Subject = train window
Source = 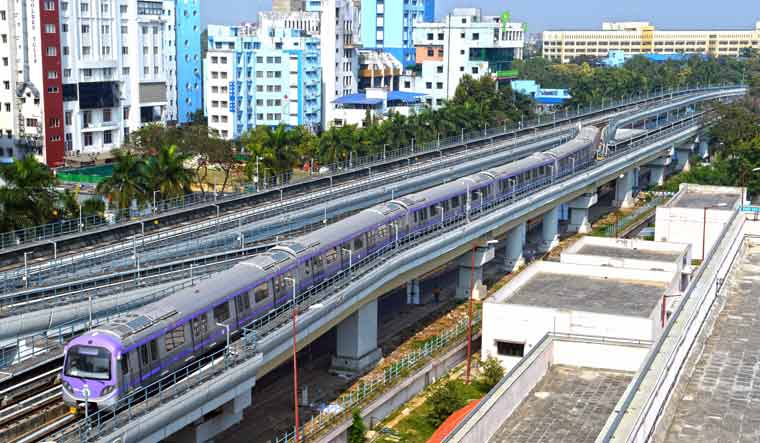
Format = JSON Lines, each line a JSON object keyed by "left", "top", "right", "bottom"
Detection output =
{"left": 313, "top": 255, "right": 323, "bottom": 270}
{"left": 140, "top": 344, "right": 149, "bottom": 366}
{"left": 149, "top": 340, "right": 158, "bottom": 361}
{"left": 418, "top": 209, "right": 428, "bottom": 221}
{"left": 325, "top": 249, "right": 337, "bottom": 265}
{"left": 250, "top": 282, "right": 269, "bottom": 303}
{"left": 354, "top": 237, "right": 364, "bottom": 250}
{"left": 378, "top": 225, "right": 388, "bottom": 238}
{"left": 192, "top": 315, "right": 208, "bottom": 337}
{"left": 213, "top": 303, "right": 230, "bottom": 323}
{"left": 452, "top": 197, "right": 459, "bottom": 208}
{"left": 165, "top": 326, "right": 186, "bottom": 353}
{"left": 235, "top": 294, "right": 251, "bottom": 314}
{"left": 121, "top": 353, "right": 129, "bottom": 374}
{"left": 367, "top": 230, "right": 376, "bottom": 247}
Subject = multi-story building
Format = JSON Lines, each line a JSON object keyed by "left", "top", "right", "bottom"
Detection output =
{"left": 360, "top": 0, "right": 434, "bottom": 67}
{"left": 204, "top": 23, "right": 321, "bottom": 139}
{"left": 318, "top": 0, "right": 360, "bottom": 128}
{"left": 175, "top": 0, "right": 202, "bottom": 124}
{"left": 401, "top": 8, "right": 524, "bottom": 109}
{"left": 358, "top": 49, "right": 402, "bottom": 91}
{"left": 543, "top": 21, "right": 760, "bottom": 64}
{"left": 0, "top": 0, "right": 202, "bottom": 167}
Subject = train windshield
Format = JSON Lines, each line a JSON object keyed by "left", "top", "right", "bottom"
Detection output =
{"left": 64, "top": 345, "right": 112, "bottom": 381}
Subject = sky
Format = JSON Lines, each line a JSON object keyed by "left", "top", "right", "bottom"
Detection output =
{"left": 202, "top": 0, "right": 759, "bottom": 32}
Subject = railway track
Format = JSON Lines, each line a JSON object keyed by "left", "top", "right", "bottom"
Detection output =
{"left": 0, "top": 366, "right": 72, "bottom": 443}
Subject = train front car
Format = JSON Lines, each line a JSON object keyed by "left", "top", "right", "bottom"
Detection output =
{"left": 61, "top": 331, "right": 123, "bottom": 410}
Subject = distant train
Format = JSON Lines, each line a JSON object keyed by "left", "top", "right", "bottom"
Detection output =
{"left": 61, "top": 127, "right": 601, "bottom": 410}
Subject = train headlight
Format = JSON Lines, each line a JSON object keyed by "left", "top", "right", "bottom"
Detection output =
{"left": 62, "top": 381, "right": 73, "bottom": 393}
{"left": 101, "top": 385, "right": 115, "bottom": 397}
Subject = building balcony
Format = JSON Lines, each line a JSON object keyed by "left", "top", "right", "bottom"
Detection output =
{"left": 82, "top": 121, "right": 121, "bottom": 132}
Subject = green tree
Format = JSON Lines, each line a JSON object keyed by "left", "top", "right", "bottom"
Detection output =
{"left": 142, "top": 144, "right": 193, "bottom": 201}
{"left": 348, "top": 409, "right": 366, "bottom": 443}
{"left": 96, "top": 149, "right": 147, "bottom": 211}
{"left": 426, "top": 380, "right": 467, "bottom": 428}
{"left": 0, "top": 155, "right": 59, "bottom": 231}
{"left": 478, "top": 357, "right": 505, "bottom": 392}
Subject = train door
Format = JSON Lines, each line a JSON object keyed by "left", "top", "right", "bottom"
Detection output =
{"left": 212, "top": 301, "right": 233, "bottom": 346}
{"left": 191, "top": 313, "right": 209, "bottom": 352}
{"left": 311, "top": 254, "right": 325, "bottom": 283}
{"left": 234, "top": 292, "right": 252, "bottom": 327}
{"left": 323, "top": 248, "right": 339, "bottom": 277}
{"left": 119, "top": 351, "right": 133, "bottom": 393}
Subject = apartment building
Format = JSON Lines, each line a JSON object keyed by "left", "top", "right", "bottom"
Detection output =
{"left": 204, "top": 23, "right": 321, "bottom": 139}
{"left": 0, "top": 0, "right": 201, "bottom": 167}
{"left": 401, "top": 8, "right": 524, "bottom": 109}
{"left": 543, "top": 21, "right": 760, "bottom": 64}
{"left": 360, "top": 0, "right": 434, "bottom": 67}
{"left": 319, "top": 0, "right": 360, "bottom": 128}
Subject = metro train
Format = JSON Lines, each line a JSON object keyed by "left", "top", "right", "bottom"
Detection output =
{"left": 61, "top": 126, "right": 601, "bottom": 410}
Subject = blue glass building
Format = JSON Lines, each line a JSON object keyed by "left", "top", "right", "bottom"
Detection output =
{"left": 361, "top": 0, "right": 434, "bottom": 67}
{"left": 175, "top": 0, "right": 203, "bottom": 123}
{"left": 205, "top": 25, "right": 321, "bottom": 138}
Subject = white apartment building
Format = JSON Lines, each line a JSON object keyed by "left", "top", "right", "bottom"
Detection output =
{"left": 401, "top": 8, "right": 524, "bottom": 109}
{"left": 319, "top": 0, "right": 360, "bottom": 127}
{"left": 543, "top": 21, "right": 760, "bottom": 64}
{"left": 0, "top": 0, "right": 197, "bottom": 167}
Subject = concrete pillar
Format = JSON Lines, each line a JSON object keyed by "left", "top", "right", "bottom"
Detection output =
{"left": 456, "top": 244, "right": 496, "bottom": 300}
{"left": 171, "top": 391, "right": 253, "bottom": 443}
{"left": 567, "top": 193, "right": 598, "bottom": 234}
{"left": 613, "top": 171, "right": 636, "bottom": 209}
{"left": 406, "top": 279, "right": 420, "bottom": 305}
{"left": 504, "top": 222, "right": 526, "bottom": 272}
{"left": 647, "top": 157, "right": 670, "bottom": 187}
{"left": 331, "top": 300, "right": 382, "bottom": 376}
{"left": 698, "top": 140, "right": 709, "bottom": 159}
{"left": 540, "top": 206, "right": 560, "bottom": 252}
{"left": 675, "top": 145, "right": 692, "bottom": 172}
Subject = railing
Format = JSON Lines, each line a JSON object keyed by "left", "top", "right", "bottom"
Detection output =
{"left": 0, "top": 127, "right": 573, "bottom": 294}
{"left": 601, "top": 192, "right": 673, "bottom": 237}
{"left": 0, "top": 275, "right": 211, "bottom": 368}
{"left": 0, "top": 84, "right": 743, "bottom": 251}
{"left": 600, "top": 207, "right": 748, "bottom": 441}
{"left": 277, "top": 313, "right": 482, "bottom": 443}
{"left": 52, "top": 112, "right": 715, "bottom": 442}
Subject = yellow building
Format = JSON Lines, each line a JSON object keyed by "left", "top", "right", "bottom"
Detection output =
{"left": 542, "top": 21, "right": 760, "bottom": 63}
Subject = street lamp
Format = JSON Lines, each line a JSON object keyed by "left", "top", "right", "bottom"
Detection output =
{"left": 153, "top": 190, "right": 160, "bottom": 212}
{"left": 47, "top": 240, "right": 57, "bottom": 260}
{"left": 702, "top": 203, "right": 728, "bottom": 261}
{"left": 283, "top": 276, "right": 300, "bottom": 443}
{"left": 341, "top": 247, "right": 353, "bottom": 269}
{"left": 255, "top": 156, "right": 263, "bottom": 192}
{"left": 216, "top": 322, "right": 230, "bottom": 356}
{"left": 466, "top": 239, "right": 498, "bottom": 384}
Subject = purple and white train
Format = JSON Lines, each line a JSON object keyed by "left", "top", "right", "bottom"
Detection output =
{"left": 61, "top": 127, "right": 601, "bottom": 410}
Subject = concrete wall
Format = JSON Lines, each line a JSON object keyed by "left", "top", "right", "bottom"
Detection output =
{"left": 321, "top": 335, "right": 473, "bottom": 443}
{"left": 483, "top": 303, "right": 656, "bottom": 371}
{"left": 655, "top": 206, "right": 735, "bottom": 260}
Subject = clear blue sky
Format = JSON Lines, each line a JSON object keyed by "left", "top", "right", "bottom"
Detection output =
{"left": 202, "top": 0, "right": 758, "bottom": 32}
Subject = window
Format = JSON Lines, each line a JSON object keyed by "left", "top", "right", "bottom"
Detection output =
{"left": 47, "top": 70, "right": 58, "bottom": 79}
{"left": 436, "top": 82, "right": 443, "bottom": 89}
{"left": 102, "top": 25, "right": 110, "bottom": 34}
{"left": 121, "top": 25, "right": 128, "bottom": 34}
{"left": 472, "top": 33, "right": 479, "bottom": 40}
{"left": 103, "top": 109, "right": 112, "bottom": 122}
{"left": 104, "top": 130, "right": 113, "bottom": 144}
{"left": 213, "top": 303, "right": 230, "bottom": 322}
{"left": 49, "top": 118, "right": 60, "bottom": 128}
{"left": 25, "top": 118, "right": 37, "bottom": 127}
{"left": 235, "top": 294, "right": 251, "bottom": 313}
{"left": 192, "top": 315, "right": 208, "bottom": 337}
{"left": 80, "top": 2, "right": 88, "bottom": 13}
{"left": 121, "top": 353, "right": 129, "bottom": 374}
{"left": 84, "top": 133, "right": 93, "bottom": 146}
{"left": 495, "top": 341, "right": 524, "bottom": 357}
{"left": 471, "top": 67, "right": 478, "bottom": 74}
{"left": 122, "top": 67, "right": 130, "bottom": 75}
{"left": 45, "top": 24, "right": 56, "bottom": 33}
{"left": 164, "top": 326, "right": 185, "bottom": 352}
{"left": 354, "top": 237, "right": 364, "bottom": 250}
{"left": 81, "top": 24, "right": 89, "bottom": 33}
{"left": 82, "top": 46, "right": 91, "bottom": 55}
{"left": 63, "top": 46, "right": 69, "bottom": 55}
{"left": 64, "top": 112, "right": 72, "bottom": 125}
{"left": 427, "top": 33, "right": 433, "bottom": 40}
{"left": 2, "top": 81, "right": 7, "bottom": 90}
{"left": 44, "top": 1, "right": 55, "bottom": 11}
{"left": 120, "top": 4, "right": 127, "bottom": 13}
{"left": 149, "top": 340, "right": 158, "bottom": 361}
{"left": 426, "top": 81, "right": 432, "bottom": 89}
{"left": 83, "top": 68, "right": 92, "bottom": 77}
{"left": 140, "top": 344, "right": 149, "bottom": 365}
{"left": 436, "top": 66, "right": 443, "bottom": 73}
{"left": 427, "top": 48, "right": 434, "bottom": 56}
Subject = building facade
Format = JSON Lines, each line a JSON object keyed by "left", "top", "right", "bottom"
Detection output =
{"left": 360, "top": 0, "right": 434, "bottom": 67}
{"left": 175, "top": 0, "right": 202, "bottom": 123}
{"left": 0, "top": 0, "right": 202, "bottom": 167}
{"left": 401, "top": 8, "right": 524, "bottom": 109}
{"left": 204, "top": 23, "right": 321, "bottom": 139}
{"left": 319, "top": 0, "right": 359, "bottom": 128}
{"left": 543, "top": 21, "right": 760, "bottom": 64}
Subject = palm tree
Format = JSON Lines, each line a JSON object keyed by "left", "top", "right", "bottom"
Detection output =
{"left": 142, "top": 144, "right": 193, "bottom": 201}
{"left": 96, "top": 149, "right": 147, "bottom": 211}
{"left": 0, "top": 155, "right": 58, "bottom": 231}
